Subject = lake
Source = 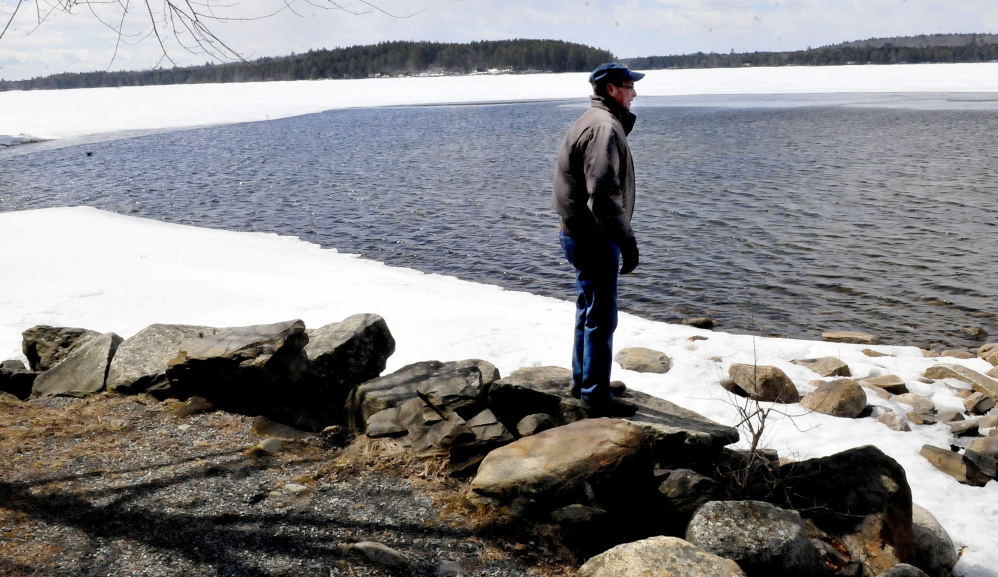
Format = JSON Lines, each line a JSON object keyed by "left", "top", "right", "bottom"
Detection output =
{"left": 3, "top": 93, "right": 996, "bottom": 349}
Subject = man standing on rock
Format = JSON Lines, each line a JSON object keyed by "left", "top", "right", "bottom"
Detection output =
{"left": 553, "top": 62, "right": 643, "bottom": 418}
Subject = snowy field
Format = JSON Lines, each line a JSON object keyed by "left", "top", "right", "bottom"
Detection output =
{"left": 2, "top": 64, "right": 998, "bottom": 575}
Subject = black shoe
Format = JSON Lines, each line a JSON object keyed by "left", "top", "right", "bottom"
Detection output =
{"left": 571, "top": 385, "right": 581, "bottom": 399}
{"left": 580, "top": 395, "right": 638, "bottom": 418}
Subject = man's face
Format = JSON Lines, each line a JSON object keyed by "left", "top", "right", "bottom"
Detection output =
{"left": 607, "top": 81, "right": 636, "bottom": 110}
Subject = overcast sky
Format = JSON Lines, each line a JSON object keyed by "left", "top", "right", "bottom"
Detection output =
{"left": 1, "top": 0, "right": 995, "bottom": 81}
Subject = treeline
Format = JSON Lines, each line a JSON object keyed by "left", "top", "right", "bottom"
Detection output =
{"left": 0, "top": 40, "right": 614, "bottom": 91}
{"left": 623, "top": 40, "right": 998, "bottom": 70}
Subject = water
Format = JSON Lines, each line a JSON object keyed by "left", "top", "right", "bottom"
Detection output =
{"left": 3, "top": 94, "right": 997, "bottom": 349}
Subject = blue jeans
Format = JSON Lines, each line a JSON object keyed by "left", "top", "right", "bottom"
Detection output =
{"left": 560, "top": 231, "right": 619, "bottom": 399}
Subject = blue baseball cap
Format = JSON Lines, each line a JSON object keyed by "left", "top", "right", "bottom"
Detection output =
{"left": 588, "top": 62, "right": 645, "bottom": 85}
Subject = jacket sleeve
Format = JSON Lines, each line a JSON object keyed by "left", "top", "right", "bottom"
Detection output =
{"left": 583, "top": 123, "right": 634, "bottom": 242}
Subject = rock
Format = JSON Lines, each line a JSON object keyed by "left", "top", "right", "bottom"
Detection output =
{"left": 858, "top": 374, "right": 909, "bottom": 395}
{"left": 682, "top": 317, "right": 715, "bottom": 329}
{"left": 446, "top": 408, "right": 515, "bottom": 474}
{"left": 614, "top": 347, "right": 673, "bottom": 374}
{"left": 894, "top": 393, "right": 936, "bottom": 414}
{"left": 164, "top": 320, "right": 310, "bottom": 421}
{"left": 255, "top": 438, "right": 284, "bottom": 454}
{"left": 468, "top": 418, "right": 651, "bottom": 515}
{"left": 347, "top": 360, "right": 495, "bottom": 433}
{"left": 949, "top": 420, "right": 979, "bottom": 437}
{"left": 409, "top": 408, "right": 473, "bottom": 458}
{"left": 106, "top": 324, "right": 221, "bottom": 395}
{"left": 30, "top": 332, "right": 122, "bottom": 398}
{"left": 922, "top": 349, "right": 940, "bottom": 358}
{"left": 351, "top": 541, "right": 412, "bottom": 571}
{"left": 550, "top": 503, "right": 608, "bottom": 524}
{"left": 792, "top": 356, "right": 851, "bottom": 377}
{"left": 990, "top": 366, "right": 998, "bottom": 380}
{"left": 978, "top": 343, "right": 998, "bottom": 366}
{"left": 727, "top": 364, "right": 800, "bottom": 403}
{"left": 919, "top": 445, "right": 990, "bottom": 487}
{"left": 923, "top": 364, "right": 998, "bottom": 400}
{"left": 486, "top": 366, "right": 586, "bottom": 430}
{"left": 881, "top": 564, "right": 931, "bottom": 577}
{"left": 284, "top": 483, "right": 309, "bottom": 495}
{"left": 963, "top": 449, "right": 997, "bottom": 480}
{"left": 955, "top": 389, "right": 973, "bottom": 399}
{"left": 779, "top": 445, "right": 915, "bottom": 575}
{"left": 174, "top": 396, "right": 216, "bottom": 417}
{"left": 304, "top": 313, "right": 396, "bottom": 402}
{"left": 977, "top": 415, "right": 998, "bottom": 429}
{"left": 686, "top": 500, "right": 824, "bottom": 577}
{"left": 935, "top": 410, "right": 964, "bottom": 423}
{"left": 908, "top": 412, "right": 938, "bottom": 425}
{"left": 863, "top": 349, "right": 892, "bottom": 358}
{"left": 317, "top": 425, "right": 353, "bottom": 449}
{"left": 577, "top": 536, "right": 747, "bottom": 577}
{"left": 822, "top": 331, "right": 876, "bottom": 344}
{"left": 0, "top": 360, "right": 37, "bottom": 400}
{"left": 436, "top": 559, "right": 463, "bottom": 577}
{"left": 21, "top": 325, "right": 101, "bottom": 371}
{"left": 911, "top": 504, "right": 958, "bottom": 577}
{"left": 801, "top": 378, "right": 867, "bottom": 418}
{"left": 416, "top": 364, "right": 488, "bottom": 418}
{"left": 516, "top": 413, "right": 556, "bottom": 436}
{"left": 657, "top": 469, "right": 721, "bottom": 532}
{"left": 964, "top": 392, "right": 996, "bottom": 414}
{"left": 625, "top": 388, "right": 740, "bottom": 467}
{"left": 251, "top": 416, "right": 314, "bottom": 440}
{"left": 961, "top": 326, "right": 989, "bottom": 340}
{"left": 878, "top": 410, "right": 911, "bottom": 432}
{"left": 941, "top": 350, "right": 975, "bottom": 359}
{"left": 967, "top": 436, "right": 998, "bottom": 458}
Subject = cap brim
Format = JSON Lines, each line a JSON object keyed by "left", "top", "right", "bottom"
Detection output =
{"left": 625, "top": 70, "right": 646, "bottom": 82}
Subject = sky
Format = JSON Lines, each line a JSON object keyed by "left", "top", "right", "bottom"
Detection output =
{"left": 1, "top": 0, "right": 996, "bottom": 81}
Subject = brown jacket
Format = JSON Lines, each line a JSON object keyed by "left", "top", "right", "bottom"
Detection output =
{"left": 552, "top": 95, "right": 636, "bottom": 244}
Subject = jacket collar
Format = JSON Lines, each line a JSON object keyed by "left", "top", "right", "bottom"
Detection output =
{"left": 590, "top": 95, "right": 636, "bottom": 135}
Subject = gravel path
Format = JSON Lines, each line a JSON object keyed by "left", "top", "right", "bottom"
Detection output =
{"left": 0, "top": 393, "right": 571, "bottom": 577}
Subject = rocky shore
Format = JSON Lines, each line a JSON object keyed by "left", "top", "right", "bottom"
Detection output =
{"left": 3, "top": 314, "right": 998, "bottom": 576}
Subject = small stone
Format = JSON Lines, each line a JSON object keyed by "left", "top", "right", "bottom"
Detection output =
{"left": 351, "top": 541, "right": 411, "bottom": 571}
{"left": 961, "top": 326, "right": 989, "bottom": 340}
{"left": 858, "top": 374, "right": 908, "bottom": 394}
{"left": 177, "top": 424, "right": 192, "bottom": 431}
{"left": 682, "top": 317, "right": 715, "bottom": 330}
{"left": 256, "top": 438, "right": 284, "bottom": 454}
{"left": 936, "top": 411, "right": 964, "bottom": 423}
{"left": 950, "top": 420, "right": 979, "bottom": 437}
{"left": 284, "top": 483, "right": 309, "bottom": 495}
{"left": 792, "top": 356, "right": 851, "bottom": 377}
{"left": 516, "top": 413, "right": 556, "bottom": 437}
{"left": 941, "top": 350, "right": 975, "bottom": 359}
{"left": 956, "top": 390, "right": 974, "bottom": 399}
{"left": 878, "top": 410, "right": 910, "bottom": 432}
{"left": 862, "top": 349, "right": 891, "bottom": 358}
{"left": 894, "top": 393, "right": 935, "bottom": 414}
{"left": 908, "top": 412, "right": 937, "bottom": 425}
{"left": 822, "top": 331, "right": 876, "bottom": 344}
{"left": 614, "top": 347, "right": 672, "bottom": 374}
{"left": 436, "top": 560, "right": 463, "bottom": 577}
{"left": 175, "top": 396, "right": 216, "bottom": 418}
{"left": 965, "top": 392, "right": 996, "bottom": 415}
{"left": 967, "top": 437, "right": 998, "bottom": 458}
{"left": 922, "top": 349, "right": 941, "bottom": 358}
{"left": 251, "top": 416, "right": 313, "bottom": 440}
{"left": 977, "top": 415, "right": 998, "bottom": 429}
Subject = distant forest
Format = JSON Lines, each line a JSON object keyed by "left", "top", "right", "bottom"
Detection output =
{"left": 622, "top": 33, "right": 998, "bottom": 70}
{"left": 0, "top": 40, "right": 614, "bottom": 92}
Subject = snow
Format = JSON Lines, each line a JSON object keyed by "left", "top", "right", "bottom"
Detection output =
{"left": 2, "top": 64, "right": 998, "bottom": 575}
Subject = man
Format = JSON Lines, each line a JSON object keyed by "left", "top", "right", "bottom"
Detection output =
{"left": 553, "top": 62, "right": 644, "bottom": 417}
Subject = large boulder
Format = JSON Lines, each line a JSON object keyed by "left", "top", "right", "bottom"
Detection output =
{"left": 577, "top": 536, "right": 747, "bottom": 577}
{"left": 345, "top": 359, "right": 497, "bottom": 432}
{"left": 106, "top": 324, "right": 221, "bottom": 395}
{"left": 163, "top": 320, "right": 310, "bottom": 420}
{"left": 685, "top": 500, "right": 824, "bottom": 576}
{"left": 304, "top": 313, "right": 396, "bottom": 403}
{"left": 22, "top": 325, "right": 101, "bottom": 371}
{"left": 911, "top": 504, "right": 957, "bottom": 577}
{"left": 728, "top": 364, "right": 800, "bottom": 403}
{"left": 0, "top": 360, "right": 37, "bottom": 400}
{"left": 30, "top": 332, "right": 122, "bottom": 398}
{"left": 625, "top": 389, "right": 740, "bottom": 468}
{"left": 792, "top": 356, "right": 851, "bottom": 377}
{"left": 800, "top": 379, "right": 868, "bottom": 418}
{"left": 614, "top": 347, "right": 673, "bottom": 374}
{"left": 778, "top": 445, "right": 915, "bottom": 575}
{"left": 468, "top": 418, "right": 652, "bottom": 515}
{"left": 486, "top": 366, "right": 587, "bottom": 430}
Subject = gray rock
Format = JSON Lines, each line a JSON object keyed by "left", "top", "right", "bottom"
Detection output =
{"left": 549, "top": 503, "right": 608, "bottom": 524}
{"left": 614, "top": 347, "right": 673, "bottom": 374}
{"left": 911, "top": 504, "right": 958, "bottom": 577}
{"left": 924, "top": 364, "right": 998, "bottom": 401}
{"left": 966, "top": 436, "right": 998, "bottom": 458}
{"left": 657, "top": 469, "right": 721, "bottom": 530}
{"left": 949, "top": 420, "right": 979, "bottom": 437}
{"left": 436, "top": 559, "right": 463, "bottom": 577}
{"left": 682, "top": 317, "right": 715, "bottom": 329}
{"left": 881, "top": 564, "right": 931, "bottom": 577}
{"left": 468, "top": 418, "right": 651, "bottom": 515}
{"left": 22, "top": 325, "right": 101, "bottom": 371}
{"left": 625, "top": 388, "right": 740, "bottom": 467}
{"left": 107, "top": 324, "right": 220, "bottom": 395}
{"left": 255, "top": 438, "right": 284, "bottom": 454}
{"left": 895, "top": 393, "right": 936, "bottom": 414}
{"left": 978, "top": 343, "right": 998, "bottom": 366}
{"left": 516, "top": 413, "right": 556, "bottom": 436}
{"left": 822, "top": 331, "right": 876, "bottom": 344}
{"left": 878, "top": 409, "right": 911, "bottom": 432}
{"left": 251, "top": 416, "right": 314, "bottom": 440}
{"left": 0, "top": 360, "right": 37, "bottom": 400}
{"left": 858, "top": 374, "right": 909, "bottom": 395}
{"left": 792, "top": 356, "right": 851, "bottom": 377}
{"left": 686, "top": 500, "right": 824, "bottom": 577}
{"left": 416, "top": 364, "right": 487, "bottom": 418}
{"left": 30, "top": 332, "right": 122, "bottom": 398}
{"left": 778, "top": 445, "right": 915, "bottom": 576}
{"left": 409, "top": 408, "right": 474, "bottom": 458}
{"left": 351, "top": 541, "right": 411, "bottom": 571}
{"left": 801, "top": 378, "right": 867, "bottom": 418}
{"left": 964, "top": 392, "right": 996, "bottom": 414}
{"left": 304, "top": 313, "right": 396, "bottom": 402}
{"left": 919, "top": 445, "right": 990, "bottom": 487}
{"left": 977, "top": 415, "right": 998, "bottom": 429}
{"left": 577, "top": 536, "right": 747, "bottom": 577}
{"left": 486, "top": 366, "right": 586, "bottom": 430}
{"left": 727, "top": 364, "right": 800, "bottom": 403}
{"left": 935, "top": 410, "right": 964, "bottom": 423}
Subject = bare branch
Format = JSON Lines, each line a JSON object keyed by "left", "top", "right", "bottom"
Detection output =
{"left": 0, "top": 0, "right": 25, "bottom": 40}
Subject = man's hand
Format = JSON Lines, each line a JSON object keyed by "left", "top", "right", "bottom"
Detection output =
{"left": 619, "top": 237, "right": 639, "bottom": 274}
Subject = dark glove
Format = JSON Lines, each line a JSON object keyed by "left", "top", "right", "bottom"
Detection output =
{"left": 619, "top": 237, "right": 639, "bottom": 275}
